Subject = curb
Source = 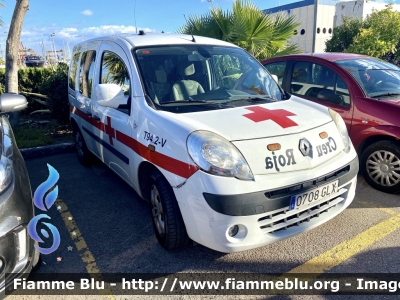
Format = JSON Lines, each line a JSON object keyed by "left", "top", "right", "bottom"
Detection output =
{"left": 20, "top": 142, "right": 75, "bottom": 159}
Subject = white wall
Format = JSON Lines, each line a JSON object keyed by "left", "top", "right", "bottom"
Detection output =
{"left": 266, "top": 0, "right": 400, "bottom": 54}
{"left": 287, "top": 5, "right": 315, "bottom": 53}
{"left": 269, "top": 4, "right": 335, "bottom": 53}
{"left": 335, "top": 0, "right": 400, "bottom": 27}
{"left": 315, "top": 5, "right": 336, "bottom": 52}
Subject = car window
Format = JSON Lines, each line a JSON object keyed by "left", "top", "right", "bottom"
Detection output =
{"left": 263, "top": 61, "right": 287, "bottom": 85}
{"left": 100, "top": 51, "right": 131, "bottom": 114}
{"left": 69, "top": 52, "right": 80, "bottom": 90}
{"left": 78, "top": 50, "right": 96, "bottom": 98}
{"left": 290, "top": 62, "right": 350, "bottom": 107}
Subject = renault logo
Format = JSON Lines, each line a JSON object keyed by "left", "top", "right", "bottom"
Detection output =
{"left": 299, "top": 138, "right": 311, "bottom": 157}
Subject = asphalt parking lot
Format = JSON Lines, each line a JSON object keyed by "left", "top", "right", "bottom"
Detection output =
{"left": 6, "top": 152, "right": 400, "bottom": 299}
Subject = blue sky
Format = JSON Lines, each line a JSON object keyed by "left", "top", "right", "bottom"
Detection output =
{"left": 0, "top": 0, "right": 395, "bottom": 58}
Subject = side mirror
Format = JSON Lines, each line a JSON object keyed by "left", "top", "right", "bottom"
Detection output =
{"left": 95, "top": 84, "right": 127, "bottom": 108}
{"left": 317, "top": 89, "right": 343, "bottom": 105}
{"left": 0, "top": 93, "right": 28, "bottom": 113}
{"left": 271, "top": 74, "right": 278, "bottom": 83}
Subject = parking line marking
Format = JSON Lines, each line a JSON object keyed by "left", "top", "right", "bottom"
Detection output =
{"left": 56, "top": 199, "right": 115, "bottom": 300}
{"left": 284, "top": 211, "right": 400, "bottom": 275}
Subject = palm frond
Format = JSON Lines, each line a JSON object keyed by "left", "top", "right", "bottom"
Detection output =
{"left": 176, "top": 0, "right": 300, "bottom": 60}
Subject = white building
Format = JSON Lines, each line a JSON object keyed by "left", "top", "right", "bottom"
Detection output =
{"left": 264, "top": 0, "right": 399, "bottom": 53}
{"left": 334, "top": 0, "right": 400, "bottom": 27}
{"left": 263, "top": 0, "right": 337, "bottom": 53}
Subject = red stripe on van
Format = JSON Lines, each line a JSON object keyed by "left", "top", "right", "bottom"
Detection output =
{"left": 70, "top": 105, "right": 105, "bottom": 131}
{"left": 116, "top": 131, "right": 199, "bottom": 179}
{"left": 70, "top": 104, "right": 199, "bottom": 179}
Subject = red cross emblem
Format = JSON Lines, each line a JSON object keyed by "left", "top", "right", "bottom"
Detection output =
{"left": 104, "top": 116, "right": 115, "bottom": 145}
{"left": 243, "top": 106, "right": 298, "bottom": 128}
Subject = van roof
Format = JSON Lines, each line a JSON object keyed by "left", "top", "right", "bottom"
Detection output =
{"left": 74, "top": 33, "right": 239, "bottom": 49}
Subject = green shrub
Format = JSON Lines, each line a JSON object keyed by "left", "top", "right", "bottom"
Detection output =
{"left": 18, "top": 67, "right": 53, "bottom": 113}
{"left": 41, "top": 63, "right": 69, "bottom": 124}
{"left": 0, "top": 65, "right": 69, "bottom": 123}
{"left": 0, "top": 69, "right": 5, "bottom": 95}
{"left": 18, "top": 67, "right": 53, "bottom": 93}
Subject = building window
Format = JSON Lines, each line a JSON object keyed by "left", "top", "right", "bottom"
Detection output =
{"left": 294, "top": 30, "right": 298, "bottom": 35}
{"left": 328, "top": 28, "right": 332, "bottom": 34}
{"left": 323, "top": 28, "right": 326, "bottom": 34}
{"left": 317, "top": 28, "right": 320, "bottom": 34}
{"left": 301, "top": 29, "right": 305, "bottom": 35}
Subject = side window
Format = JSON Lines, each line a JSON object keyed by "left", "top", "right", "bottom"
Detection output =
{"left": 264, "top": 61, "right": 287, "bottom": 85}
{"left": 291, "top": 62, "right": 350, "bottom": 107}
{"left": 78, "top": 50, "right": 96, "bottom": 98}
{"left": 100, "top": 51, "right": 131, "bottom": 114}
{"left": 69, "top": 52, "right": 80, "bottom": 90}
{"left": 291, "top": 61, "right": 311, "bottom": 84}
{"left": 336, "top": 75, "right": 351, "bottom": 106}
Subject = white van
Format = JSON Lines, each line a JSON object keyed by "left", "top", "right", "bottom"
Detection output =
{"left": 68, "top": 32, "right": 358, "bottom": 253}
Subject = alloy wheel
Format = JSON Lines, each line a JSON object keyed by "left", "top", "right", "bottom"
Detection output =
{"left": 150, "top": 185, "right": 165, "bottom": 237}
{"left": 366, "top": 150, "right": 400, "bottom": 187}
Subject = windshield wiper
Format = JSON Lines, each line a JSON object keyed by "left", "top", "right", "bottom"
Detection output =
{"left": 160, "top": 99, "right": 232, "bottom": 107}
{"left": 371, "top": 92, "right": 400, "bottom": 98}
{"left": 226, "top": 96, "right": 278, "bottom": 104}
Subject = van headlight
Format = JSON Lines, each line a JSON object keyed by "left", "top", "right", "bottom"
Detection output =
{"left": 187, "top": 131, "right": 254, "bottom": 180}
{"left": 329, "top": 109, "right": 350, "bottom": 153}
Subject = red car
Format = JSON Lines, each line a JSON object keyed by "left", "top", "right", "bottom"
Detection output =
{"left": 261, "top": 53, "right": 400, "bottom": 194}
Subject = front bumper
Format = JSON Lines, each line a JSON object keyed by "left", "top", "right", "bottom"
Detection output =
{"left": 0, "top": 225, "right": 34, "bottom": 295}
{"left": 174, "top": 151, "right": 358, "bottom": 253}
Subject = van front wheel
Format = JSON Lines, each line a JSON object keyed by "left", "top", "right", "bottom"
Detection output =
{"left": 149, "top": 170, "right": 190, "bottom": 250}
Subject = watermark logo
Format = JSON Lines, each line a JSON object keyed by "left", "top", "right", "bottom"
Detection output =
{"left": 28, "top": 164, "right": 61, "bottom": 254}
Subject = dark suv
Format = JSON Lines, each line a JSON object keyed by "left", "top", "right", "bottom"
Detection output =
{"left": 0, "top": 93, "right": 39, "bottom": 296}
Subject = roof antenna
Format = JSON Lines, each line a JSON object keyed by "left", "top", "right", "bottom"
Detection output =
{"left": 183, "top": 14, "right": 196, "bottom": 42}
{"left": 134, "top": 0, "right": 138, "bottom": 34}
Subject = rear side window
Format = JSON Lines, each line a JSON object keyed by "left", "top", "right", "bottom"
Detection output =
{"left": 290, "top": 62, "right": 350, "bottom": 107}
{"left": 69, "top": 53, "right": 80, "bottom": 90}
{"left": 78, "top": 50, "right": 97, "bottom": 98}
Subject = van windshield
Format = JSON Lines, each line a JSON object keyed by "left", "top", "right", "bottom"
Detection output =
{"left": 134, "top": 45, "right": 285, "bottom": 113}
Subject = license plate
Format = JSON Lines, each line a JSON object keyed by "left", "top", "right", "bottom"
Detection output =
{"left": 290, "top": 180, "right": 339, "bottom": 210}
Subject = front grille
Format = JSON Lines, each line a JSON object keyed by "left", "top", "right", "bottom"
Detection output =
{"left": 258, "top": 183, "right": 350, "bottom": 234}
{"left": 265, "top": 165, "right": 350, "bottom": 199}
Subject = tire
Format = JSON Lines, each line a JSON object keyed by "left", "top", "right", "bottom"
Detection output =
{"left": 149, "top": 170, "right": 190, "bottom": 250}
{"left": 360, "top": 140, "right": 400, "bottom": 194}
{"left": 73, "top": 125, "right": 93, "bottom": 166}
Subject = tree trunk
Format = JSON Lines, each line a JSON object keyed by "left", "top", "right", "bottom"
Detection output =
{"left": 5, "top": 0, "right": 29, "bottom": 126}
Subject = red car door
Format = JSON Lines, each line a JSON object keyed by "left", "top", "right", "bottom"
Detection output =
{"left": 287, "top": 60, "right": 354, "bottom": 133}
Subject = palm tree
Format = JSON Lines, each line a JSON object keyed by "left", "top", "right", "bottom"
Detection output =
{"left": 177, "top": 0, "right": 301, "bottom": 60}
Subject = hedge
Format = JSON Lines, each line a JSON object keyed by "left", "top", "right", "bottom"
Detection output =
{"left": 0, "top": 64, "right": 69, "bottom": 123}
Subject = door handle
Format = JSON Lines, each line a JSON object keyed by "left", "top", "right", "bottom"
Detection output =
{"left": 92, "top": 115, "right": 101, "bottom": 121}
